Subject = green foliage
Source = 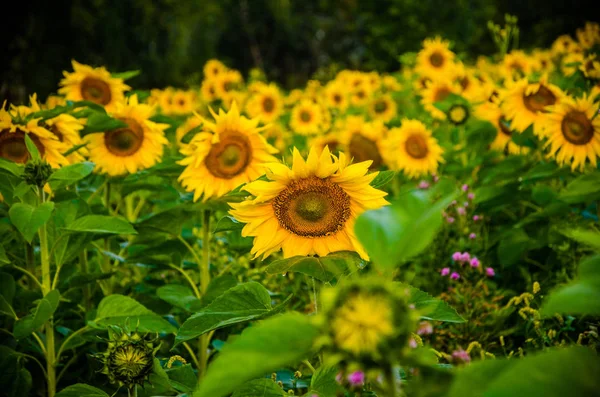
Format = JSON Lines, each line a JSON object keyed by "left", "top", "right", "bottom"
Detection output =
{"left": 55, "top": 384, "right": 109, "bottom": 397}
{"left": 231, "top": 379, "right": 286, "bottom": 397}
{"left": 92, "top": 294, "right": 177, "bottom": 333}
{"left": 14, "top": 290, "right": 60, "bottom": 339}
{"left": 9, "top": 202, "right": 55, "bottom": 243}
{"left": 266, "top": 251, "right": 365, "bottom": 283}
{"left": 65, "top": 215, "right": 137, "bottom": 235}
{"left": 47, "top": 162, "right": 95, "bottom": 190}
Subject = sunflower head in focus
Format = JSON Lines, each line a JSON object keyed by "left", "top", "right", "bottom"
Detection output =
{"left": 501, "top": 76, "right": 564, "bottom": 135}
{"left": 229, "top": 146, "right": 389, "bottom": 260}
{"left": 203, "top": 59, "right": 227, "bottom": 80}
{"left": 178, "top": 102, "right": 278, "bottom": 202}
{"left": 420, "top": 79, "right": 461, "bottom": 120}
{"left": 290, "top": 99, "right": 324, "bottom": 136}
{"left": 342, "top": 116, "right": 387, "bottom": 170}
{"left": 58, "top": 60, "right": 130, "bottom": 110}
{"left": 320, "top": 277, "right": 416, "bottom": 363}
{"left": 541, "top": 94, "right": 600, "bottom": 171}
{"left": 368, "top": 94, "right": 397, "bottom": 123}
{"left": 245, "top": 83, "right": 284, "bottom": 123}
{"left": 383, "top": 119, "right": 444, "bottom": 179}
{"left": 415, "top": 37, "right": 456, "bottom": 78}
{"left": 85, "top": 94, "right": 168, "bottom": 176}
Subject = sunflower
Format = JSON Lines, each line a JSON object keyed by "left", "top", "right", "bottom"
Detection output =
{"left": 58, "top": 60, "right": 130, "bottom": 110}
{"left": 170, "top": 90, "right": 196, "bottom": 115}
{"left": 350, "top": 84, "right": 373, "bottom": 107}
{"left": 175, "top": 115, "right": 204, "bottom": 148}
{"left": 284, "top": 89, "right": 304, "bottom": 106}
{"left": 576, "top": 22, "right": 600, "bottom": 50}
{"left": 85, "top": 94, "right": 168, "bottom": 176}
{"left": 420, "top": 79, "right": 461, "bottom": 120}
{"left": 203, "top": 59, "right": 227, "bottom": 80}
{"left": 245, "top": 83, "right": 284, "bottom": 123}
{"left": 531, "top": 50, "right": 555, "bottom": 74}
{"left": 229, "top": 146, "right": 389, "bottom": 260}
{"left": 580, "top": 54, "right": 600, "bottom": 79}
{"left": 214, "top": 70, "right": 243, "bottom": 99}
{"left": 541, "top": 94, "right": 600, "bottom": 171}
{"left": 368, "top": 94, "right": 397, "bottom": 123}
{"left": 501, "top": 77, "right": 564, "bottom": 135}
{"left": 290, "top": 99, "right": 324, "bottom": 136}
{"left": 382, "top": 75, "right": 402, "bottom": 92}
{"left": 324, "top": 81, "right": 349, "bottom": 111}
{"left": 415, "top": 37, "right": 456, "bottom": 78}
{"left": 451, "top": 63, "right": 481, "bottom": 101}
{"left": 0, "top": 106, "right": 67, "bottom": 168}
{"left": 178, "top": 102, "right": 278, "bottom": 202}
{"left": 342, "top": 116, "right": 387, "bottom": 170}
{"left": 500, "top": 51, "right": 532, "bottom": 82}
{"left": 551, "top": 35, "right": 579, "bottom": 56}
{"left": 200, "top": 79, "right": 219, "bottom": 103}
{"left": 383, "top": 119, "right": 443, "bottom": 179}
{"left": 562, "top": 52, "right": 585, "bottom": 77}
{"left": 45, "top": 95, "right": 67, "bottom": 109}
{"left": 157, "top": 88, "right": 175, "bottom": 114}
{"left": 309, "top": 132, "right": 342, "bottom": 154}
{"left": 221, "top": 90, "right": 248, "bottom": 111}
{"left": 475, "top": 102, "right": 527, "bottom": 155}
{"left": 366, "top": 72, "right": 382, "bottom": 91}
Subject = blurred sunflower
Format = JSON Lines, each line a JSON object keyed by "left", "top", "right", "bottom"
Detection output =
{"left": 85, "top": 94, "right": 168, "bottom": 176}
{"left": 580, "top": 54, "right": 600, "bottom": 79}
{"left": 382, "top": 75, "right": 402, "bottom": 92}
{"left": 383, "top": 119, "right": 443, "bottom": 178}
{"left": 451, "top": 63, "right": 481, "bottom": 101}
{"left": 200, "top": 79, "right": 219, "bottom": 103}
{"left": 245, "top": 83, "right": 284, "bottom": 123}
{"left": 215, "top": 70, "right": 243, "bottom": 99}
{"left": 576, "top": 22, "right": 600, "bottom": 49}
{"left": 222, "top": 90, "right": 248, "bottom": 111}
{"left": 476, "top": 103, "right": 527, "bottom": 155}
{"left": 502, "top": 77, "right": 564, "bottom": 134}
{"left": 542, "top": 94, "right": 600, "bottom": 171}
{"left": 203, "top": 59, "right": 227, "bottom": 80}
{"left": 531, "top": 50, "right": 555, "bottom": 74}
{"left": 178, "top": 102, "right": 278, "bottom": 201}
{"left": 366, "top": 71, "right": 382, "bottom": 91}
{"left": 157, "top": 88, "right": 175, "bottom": 114}
{"left": 350, "top": 84, "right": 373, "bottom": 107}
{"left": 175, "top": 115, "right": 203, "bottom": 148}
{"left": 45, "top": 95, "right": 67, "bottom": 109}
{"left": 551, "top": 35, "right": 579, "bottom": 56}
{"left": 290, "top": 99, "right": 323, "bottom": 135}
{"left": 309, "top": 132, "right": 342, "bottom": 154}
{"left": 342, "top": 116, "right": 387, "bottom": 170}
{"left": 58, "top": 60, "right": 130, "bottom": 110}
{"left": 324, "top": 81, "right": 349, "bottom": 111}
{"left": 500, "top": 51, "right": 531, "bottom": 82}
{"left": 562, "top": 52, "right": 585, "bottom": 77}
{"left": 368, "top": 94, "right": 397, "bottom": 123}
{"left": 415, "top": 37, "right": 456, "bottom": 77}
{"left": 229, "top": 146, "right": 389, "bottom": 260}
{"left": 420, "top": 79, "right": 461, "bottom": 120}
{"left": 170, "top": 90, "right": 196, "bottom": 115}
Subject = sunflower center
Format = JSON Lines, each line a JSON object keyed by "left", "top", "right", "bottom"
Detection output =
{"left": 223, "top": 81, "right": 235, "bottom": 92}
{"left": 405, "top": 134, "right": 429, "bottom": 159}
{"left": 109, "top": 345, "right": 152, "bottom": 381}
{"left": 300, "top": 111, "right": 312, "bottom": 123}
{"left": 0, "top": 129, "right": 45, "bottom": 163}
{"left": 459, "top": 76, "right": 470, "bottom": 91}
{"left": 49, "top": 125, "right": 64, "bottom": 142}
{"left": 434, "top": 88, "right": 451, "bottom": 102}
{"left": 104, "top": 118, "right": 145, "bottom": 157}
{"left": 523, "top": 85, "right": 556, "bottom": 113}
{"left": 448, "top": 105, "right": 468, "bottom": 124}
{"left": 333, "top": 94, "right": 342, "bottom": 104}
{"left": 561, "top": 111, "right": 594, "bottom": 145}
{"left": 430, "top": 51, "right": 445, "bottom": 67}
{"left": 374, "top": 100, "right": 388, "bottom": 113}
{"left": 273, "top": 176, "right": 351, "bottom": 238}
{"left": 263, "top": 97, "right": 275, "bottom": 113}
{"left": 349, "top": 133, "right": 382, "bottom": 169}
{"left": 499, "top": 117, "right": 513, "bottom": 136}
{"left": 204, "top": 130, "right": 252, "bottom": 179}
{"left": 80, "top": 76, "right": 112, "bottom": 105}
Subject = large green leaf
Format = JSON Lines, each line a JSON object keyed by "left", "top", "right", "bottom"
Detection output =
{"left": 92, "top": 294, "right": 176, "bottom": 333}
{"left": 558, "top": 172, "right": 600, "bottom": 203}
{"left": 157, "top": 284, "right": 202, "bottom": 312}
{"left": 135, "top": 207, "right": 188, "bottom": 236}
{"left": 24, "top": 134, "right": 41, "bottom": 160}
{"left": 396, "top": 283, "right": 465, "bottom": 323}
{"left": 213, "top": 216, "right": 244, "bottom": 233}
{"left": 0, "top": 245, "right": 9, "bottom": 265}
{"left": 175, "top": 282, "right": 291, "bottom": 346}
{"left": 232, "top": 379, "right": 285, "bottom": 397}
{"left": 558, "top": 228, "right": 600, "bottom": 251}
{"left": 308, "top": 366, "right": 342, "bottom": 397}
{"left": 65, "top": 215, "right": 137, "bottom": 235}
{"left": 9, "top": 202, "right": 55, "bottom": 243}
{"left": 449, "top": 346, "right": 600, "bottom": 397}
{"left": 354, "top": 189, "right": 456, "bottom": 270}
{"left": 0, "top": 346, "right": 33, "bottom": 397}
{"left": 497, "top": 228, "right": 534, "bottom": 267}
{"left": 0, "top": 158, "right": 24, "bottom": 176}
{"left": 47, "top": 162, "right": 95, "bottom": 190}
{"left": 369, "top": 170, "right": 396, "bottom": 189}
{"left": 55, "top": 384, "right": 110, "bottom": 397}
{"left": 81, "top": 112, "right": 127, "bottom": 136}
{"left": 166, "top": 364, "right": 197, "bottom": 393}
{"left": 13, "top": 290, "right": 61, "bottom": 339}
{"left": 194, "top": 313, "right": 320, "bottom": 397}
{"left": 0, "top": 273, "right": 16, "bottom": 318}
{"left": 266, "top": 251, "right": 365, "bottom": 283}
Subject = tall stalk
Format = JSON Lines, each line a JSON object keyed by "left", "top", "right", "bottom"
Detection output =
{"left": 198, "top": 209, "right": 211, "bottom": 378}
{"left": 38, "top": 188, "right": 56, "bottom": 397}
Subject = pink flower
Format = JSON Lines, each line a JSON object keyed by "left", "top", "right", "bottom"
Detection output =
{"left": 347, "top": 371, "right": 365, "bottom": 386}
{"left": 441, "top": 267, "right": 451, "bottom": 276}
{"left": 485, "top": 267, "right": 495, "bottom": 277}
{"left": 335, "top": 372, "right": 343, "bottom": 384}
{"left": 460, "top": 252, "right": 471, "bottom": 262}
{"left": 463, "top": 201, "right": 469, "bottom": 207}
{"left": 469, "top": 233, "right": 477, "bottom": 239}
{"left": 461, "top": 184, "right": 469, "bottom": 191}
{"left": 457, "top": 207, "right": 466, "bottom": 216}
{"left": 473, "top": 215, "right": 480, "bottom": 221}
{"left": 446, "top": 217, "right": 455, "bottom": 224}
{"left": 452, "top": 252, "right": 462, "bottom": 261}
{"left": 451, "top": 200, "right": 457, "bottom": 206}
{"left": 452, "top": 349, "right": 471, "bottom": 363}
{"left": 470, "top": 257, "right": 480, "bottom": 267}
{"left": 418, "top": 181, "right": 430, "bottom": 189}
{"left": 468, "top": 192, "right": 475, "bottom": 200}
{"left": 409, "top": 338, "right": 418, "bottom": 348}
{"left": 450, "top": 272, "right": 460, "bottom": 280}
{"left": 433, "top": 174, "right": 440, "bottom": 182}
{"left": 417, "top": 321, "right": 433, "bottom": 335}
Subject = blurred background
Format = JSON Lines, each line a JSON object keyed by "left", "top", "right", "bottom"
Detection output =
{"left": 1, "top": 0, "right": 597, "bottom": 103}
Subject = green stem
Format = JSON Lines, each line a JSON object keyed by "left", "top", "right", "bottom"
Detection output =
{"left": 79, "top": 250, "right": 91, "bottom": 310}
{"left": 24, "top": 242, "right": 35, "bottom": 281}
{"left": 167, "top": 263, "right": 201, "bottom": 299}
{"left": 311, "top": 277, "right": 318, "bottom": 314}
{"left": 10, "top": 265, "right": 43, "bottom": 291}
{"left": 182, "top": 341, "right": 202, "bottom": 372}
{"left": 38, "top": 188, "right": 56, "bottom": 397}
{"left": 384, "top": 365, "right": 397, "bottom": 397}
{"left": 128, "top": 385, "right": 138, "bottom": 397}
{"left": 199, "top": 209, "right": 211, "bottom": 379}
{"left": 56, "top": 326, "right": 89, "bottom": 362}
{"left": 103, "top": 182, "right": 113, "bottom": 295}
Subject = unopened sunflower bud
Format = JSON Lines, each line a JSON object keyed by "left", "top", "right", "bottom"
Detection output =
{"left": 293, "top": 370, "right": 302, "bottom": 379}
{"left": 23, "top": 159, "right": 53, "bottom": 188}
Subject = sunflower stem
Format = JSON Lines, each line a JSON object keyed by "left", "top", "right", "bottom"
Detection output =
{"left": 384, "top": 364, "right": 397, "bottom": 397}
{"left": 25, "top": 242, "right": 35, "bottom": 284}
{"left": 79, "top": 250, "right": 91, "bottom": 310}
{"left": 38, "top": 188, "right": 56, "bottom": 397}
{"left": 311, "top": 277, "right": 318, "bottom": 314}
{"left": 198, "top": 209, "right": 211, "bottom": 379}
{"left": 102, "top": 182, "right": 113, "bottom": 295}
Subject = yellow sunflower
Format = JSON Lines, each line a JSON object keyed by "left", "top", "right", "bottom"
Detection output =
{"left": 350, "top": 84, "right": 373, "bottom": 107}
{"left": 368, "top": 94, "right": 397, "bottom": 123}
{"left": 451, "top": 63, "right": 481, "bottom": 101}
{"left": 0, "top": 106, "right": 67, "bottom": 168}
{"left": 366, "top": 72, "right": 382, "bottom": 91}
{"left": 229, "top": 146, "right": 389, "bottom": 260}
{"left": 415, "top": 37, "right": 456, "bottom": 78}
{"left": 341, "top": 116, "right": 387, "bottom": 170}
{"left": 157, "top": 87, "right": 175, "bottom": 115}
{"left": 382, "top": 75, "right": 402, "bottom": 92}
{"left": 562, "top": 52, "right": 585, "bottom": 77}
{"left": 178, "top": 102, "right": 278, "bottom": 202}
{"left": 175, "top": 115, "right": 204, "bottom": 148}
{"left": 576, "top": 22, "right": 600, "bottom": 50}
{"left": 221, "top": 90, "right": 248, "bottom": 111}
{"left": 551, "top": 35, "right": 579, "bottom": 56}
{"left": 170, "top": 90, "right": 197, "bottom": 115}
{"left": 383, "top": 119, "right": 443, "bottom": 178}
{"left": 46, "top": 95, "right": 67, "bottom": 109}
{"left": 245, "top": 83, "right": 284, "bottom": 123}
{"left": 541, "top": 94, "right": 600, "bottom": 171}
{"left": 309, "top": 132, "right": 343, "bottom": 154}
{"left": 475, "top": 102, "right": 527, "bottom": 155}
{"left": 580, "top": 54, "right": 600, "bottom": 79}
{"left": 85, "top": 94, "right": 168, "bottom": 176}
{"left": 323, "top": 81, "right": 349, "bottom": 111}
{"left": 420, "top": 79, "right": 461, "bottom": 120}
{"left": 501, "top": 77, "right": 564, "bottom": 135}
{"left": 214, "top": 70, "right": 243, "bottom": 99}
{"left": 58, "top": 60, "right": 130, "bottom": 111}
{"left": 203, "top": 59, "right": 227, "bottom": 80}
{"left": 500, "top": 51, "right": 532, "bottom": 82}
{"left": 531, "top": 50, "right": 555, "bottom": 74}
{"left": 284, "top": 89, "right": 304, "bottom": 106}
{"left": 200, "top": 79, "right": 219, "bottom": 103}
{"left": 290, "top": 99, "right": 324, "bottom": 136}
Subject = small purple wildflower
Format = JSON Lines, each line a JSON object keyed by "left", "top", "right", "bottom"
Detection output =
{"left": 457, "top": 207, "right": 466, "bottom": 216}
{"left": 450, "top": 272, "right": 460, "bottom": 280}
{"left": 347, "top": 371, "right": 365, "bottom": 386}
{"left": 473, "top": 215, "right": 480, "bottom": 221}
{"left": 417, "top": 321, "right": 433, "bottom": 335}
{"left": 486, "top": 267, "right": 495, "bottom": 277}
{"left": 460, "top": 252, "right": 471, "bottom": 262}
{"left": 469, "top": 233, "right": 477, "bottom": 239}
{"left": 468, "top": 192, "right": 475, "bottom": 200}
{"left": 446, "top": 216, "right": 455, "bottom": 224}
{"left": 452, "top": 349, "right": 471, "bottom": 363}
{"left": 470, "top": 257, "right": 480, "bottom": 267}
{"left": 452, "top": 251, "right": 462, "bottom": 261}
{"left": 418, "top": 180, "right": 430, "bottom": 189}
{"left": 441, "top": 267, "right": 451, "bottom": 276}
{"left": 461, "top": 184, "right": 469, "bottom": 191}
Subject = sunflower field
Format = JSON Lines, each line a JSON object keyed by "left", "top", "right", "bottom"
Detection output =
{"left": 2, "top": 13, "right": 600, "bottom": 397}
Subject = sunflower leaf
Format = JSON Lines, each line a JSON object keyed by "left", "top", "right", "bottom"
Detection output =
{"left": 265, "top": 251, "right": 366, "bottom": 283}
{"left": 370, "top": 170, "right": 396, "bottom": 189}
{"left": 112, "top": 70, "right": 141, "bottom": 80}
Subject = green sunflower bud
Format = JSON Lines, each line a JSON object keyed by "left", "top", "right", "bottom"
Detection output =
{"left": 94, "top": 325, "right": 160, "bottom": 389}
{"left": 447, "top": 104, "right": 469, "bottom": 126}
{"left": 23, "top": 159, "right": 53, "bottom": 188}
